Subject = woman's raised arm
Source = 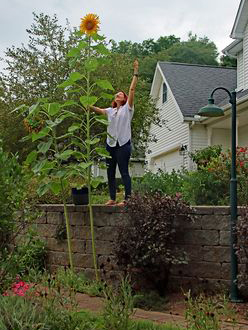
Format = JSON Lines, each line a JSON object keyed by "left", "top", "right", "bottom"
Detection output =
{"left": 128, "top": 59, "right": 139, "bottom": 108}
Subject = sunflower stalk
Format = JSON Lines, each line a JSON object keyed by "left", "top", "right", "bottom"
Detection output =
{"left": 86, "top": 36, "right": 98, "bottom": 281}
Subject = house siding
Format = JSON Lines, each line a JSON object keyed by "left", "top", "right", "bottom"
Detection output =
{"left": 146, "top": 83, "right": 189, "bottom": 172}
{"left": 237, "top": 51, "right": 244, "bottom": 91}
{"left": 238, "top": 125, "right": 248, "bottom": 146}
{"left": 211, "top": 128, "right": 231, "bottom": 151}
{"left": 244, "top": 22, "right": 248, "bottom": 89}
{"left": 191, "top": 125, "right": 208, "bottom": 152}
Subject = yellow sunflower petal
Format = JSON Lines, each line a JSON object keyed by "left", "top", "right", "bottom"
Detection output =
{"left": 80, "top": 13, "right": 100, "bottom": 36}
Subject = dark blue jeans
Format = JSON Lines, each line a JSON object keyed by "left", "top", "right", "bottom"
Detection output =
{"left": 106, "top": 140, "right": 131, "bottom": 201}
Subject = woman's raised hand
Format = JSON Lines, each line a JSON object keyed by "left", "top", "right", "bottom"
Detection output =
{"left": 133, "top": 59, "right": 139, "bottom": 75}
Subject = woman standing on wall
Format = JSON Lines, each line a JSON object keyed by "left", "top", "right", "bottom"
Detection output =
{"left": 90, "top": 59, "right": 139, "bottom": 206}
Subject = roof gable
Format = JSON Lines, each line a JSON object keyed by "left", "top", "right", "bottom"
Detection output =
{"left": 231, "top": 0, "right": 248, "bottom": 38}
{"left": 158, "top": 62, "right": 237, "bottom": 118}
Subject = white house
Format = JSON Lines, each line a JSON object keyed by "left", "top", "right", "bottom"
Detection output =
{"left": 146, "top": 0, "right": 248, "bottom": 173}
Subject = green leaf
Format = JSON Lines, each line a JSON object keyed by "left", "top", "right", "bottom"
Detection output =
{"left": 28, "top": 103, "right": 40, "bottom": 117}
{"left": 41, "top": 161, "right": 56, "bottom": 171}
{"left": 95, "top": 117, "right": 109, "bottom": 126}
{"left": 80, "top": 96, "right": 97, "bottom": 107}
{"left": 55, "top": 150, "right": 74, "bottom": 160}
{"left": 67, "top": 47, "right": 80, "bottom": 57}
{"left": 50, "top": 182, "right": 62, "bottom": 195}
{"left": 55, "top": 169, "right": 68, "bottom": 178}
{"left": 90, "top": 176, "right": 104, "bottom": 188}
{"left": 65, "top": 88, "right": 81, "bottom": 94}
{"left": 69, "top": 72, "right": 83, "bottom": 82}
{"left": 38, "top": 138, "right": 53, "bottom": 154}
{"left": 95, "top": 147, "right": 111, "bottom": 158}
{"left": 100, "top": 92, "right": 114, "bottom": 100}
{"left": 92, "top": 33, "right": 105, "bottom": 41}
{"left": 85, "top": 58, "right": 98, "bottom": 72}
{"left": 57, "top": 80, "right": 73, "bottom": 88}
{"left": 85, "top": 138, "right": 100, "bottom": 145}
{"left": 47, "top": 103, "right": 60, "bottom": 116}
{"left": 61, "top": 100, "right": 78, "bottom": 107}
{"left": 73, "top": 151, "right": 87, "bottom": 160}
{"left": 25, "top": 151, "right": 38, "bottom": 165}
{"left": 32, "top": 159, "right": 48, "bottom": 173}
{"left": 37, "top": 183, "right": 51, "bottom": 196}
{"left": 96, "top": 80, "right": 114, "bottom": 91}
{"left": 94, "top": 44, "right": 110, "bottom": 55}
{"left": 78, "top": 162, "right": 93, "bottom": 170}
{"left": 68, "top": 123, "right": 81, "bottom": 132}
{"left": 21, "top": 135, "right": 32, "bottom": 142}
{"left": 32, "top": 127, "right": 50, "bottom": 142}
{"left": 78, "top": 41, "right": 88, "bottom": 49}
{"left": 11, "top": 104, "right": 28, "bottom": 115}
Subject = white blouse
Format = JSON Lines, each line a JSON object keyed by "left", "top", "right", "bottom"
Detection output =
{"left": 105, "top": 102, "right": 134, "bottom": 147}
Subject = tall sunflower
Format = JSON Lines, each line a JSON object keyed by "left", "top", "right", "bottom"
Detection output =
{"left": 80, "top": 13, "right": 100, "bottom": 36}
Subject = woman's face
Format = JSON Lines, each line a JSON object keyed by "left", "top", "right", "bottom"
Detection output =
{"left": 114, "top": 91, "right": 125, "bottom": 102}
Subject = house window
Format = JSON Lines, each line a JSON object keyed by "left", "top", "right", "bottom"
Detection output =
{"left": 162, "top": 83, "right": 167, "bottom": 103}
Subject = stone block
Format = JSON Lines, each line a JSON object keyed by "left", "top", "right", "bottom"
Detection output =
{"left": 193, "top": 206, "right": 214, "bottom": 215}
{"left": 68, "top": 212, "right": 86, "bottom": 226}
{"left": 91, "top": 212, "right": 112, "bottom": 226}
{"left": 47, "top": 238, "right": 66, "bottom": 252}
{"left": 73, "top": 253, "right": 94, "bottom": 268}
{"left": 86, "top": 240, "right": 114, "bottom": 255}
{"left": 44, "top": 204, "right": 64, "bottom": 212}
{"left": 219, "top": 231, "right": 230, "bottom": 246}
{"left": 201, "top": 215, "right": 229, "bottom": 230}
{"left": 98, "top": 255, "right": 118, "bottom": 271}
{"left": 168, "top": 275, "right": 230, "bottom": 293}
{"left": 36, "top": 214, "right": 47, "bottom": 224}
{"left": 173, "top": 216, "right": 201, "bottom": 230}
{"left": 95, "top": 226, "right": 117, "bottom": 241}
{"left": 71, "top": 239, "right": 86, "bottom": 253}
{"left": 180, "top": 245, "right": 204, "bottom": 262}
{"left": 47, "top": 251, "right": 69, "bottom": 266}
{"left": 71, "top": 225, "right": 91, "bottom": 240}
{"left": 36, "top": 224, "right": 58, "bottom": 238}
{"left": 202, "top": 246, "right": 230, "bottom": 263}
{"left": 213, "top": 207, "right": 230, "bottom": 215}
{"left": 221, "top": 262, "right": 231, "bottom": 281}
{"left": 170, "top": 262, "right": 224, "bottom": 279}
{"left": 47, "top": 212, "right": 62, "bottom": 224}
{"left": 178, "top": 229, "right": 219, "bottom": 246}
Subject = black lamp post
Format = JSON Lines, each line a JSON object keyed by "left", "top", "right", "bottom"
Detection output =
{"left": 198, "top": 87, "right": 240, "bottom": 302}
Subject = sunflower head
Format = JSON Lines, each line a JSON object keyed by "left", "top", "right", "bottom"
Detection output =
{"left": 80, "top": 13, "right": 100, "bottom": 36}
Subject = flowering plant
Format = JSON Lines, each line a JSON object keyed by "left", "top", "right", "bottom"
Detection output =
{"left": 3, "top": 277, "right": 30, "bottom": 297}
{"left": 14, "top": 13, "right": 114, "bottom": 279}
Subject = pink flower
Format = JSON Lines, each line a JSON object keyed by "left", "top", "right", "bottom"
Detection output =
{"left": 2, "top": 292, "right": 9, "bottom": 296}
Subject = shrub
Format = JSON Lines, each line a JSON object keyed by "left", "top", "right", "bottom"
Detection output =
{"left": 189, "top": 145, "right": 222, "bottom": 168}
{"left": 181, "top": 169, "right": 229, "bottom": 205}
{"left": 132, "top": 169, "right": 184, "bottom": 196}
{"left": 115, "top": 192, "right": 193, "bottom": 295}
{"left": 0, "top": 142, "right": 40, "bottom": 289}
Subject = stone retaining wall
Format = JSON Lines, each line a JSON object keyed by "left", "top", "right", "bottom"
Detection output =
{"left": 34, "top": 205, "right": 236, "bottom": 291}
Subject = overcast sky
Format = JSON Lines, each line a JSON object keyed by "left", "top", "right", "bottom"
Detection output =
{"left": 0, "top": 0, "right": 241, "bottom": 70}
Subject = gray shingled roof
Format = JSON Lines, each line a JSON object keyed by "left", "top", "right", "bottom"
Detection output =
{"left": 158, "top": 62, "right": 237, "bottom": 117}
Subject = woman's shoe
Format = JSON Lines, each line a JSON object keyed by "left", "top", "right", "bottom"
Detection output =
{"left": 105, "top": 199, "right": 116, "bottom": 206}
{"left": 116, "top": 200, "right": 126, "bottom": 207}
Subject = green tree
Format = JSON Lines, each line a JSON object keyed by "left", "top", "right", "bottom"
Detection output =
{"left": 164, "top": 32, "right": 219, "bottom": 66}
{"left": 220, "top": 54, "right": 237, "bottom": 67}
{"left": 0, "top": 13, "right": 80, "bottom": 158}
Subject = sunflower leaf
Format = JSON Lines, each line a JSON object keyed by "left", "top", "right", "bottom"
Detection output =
{"left": 85, "top": 58, "right": 98, "bottom": 72}
{"left": 96, "top": 80, "right": 114, "bottom": 91}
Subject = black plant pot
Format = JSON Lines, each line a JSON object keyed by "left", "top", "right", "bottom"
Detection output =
{"left": 71, "top": 187, "right": 89, "bottom": 205}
